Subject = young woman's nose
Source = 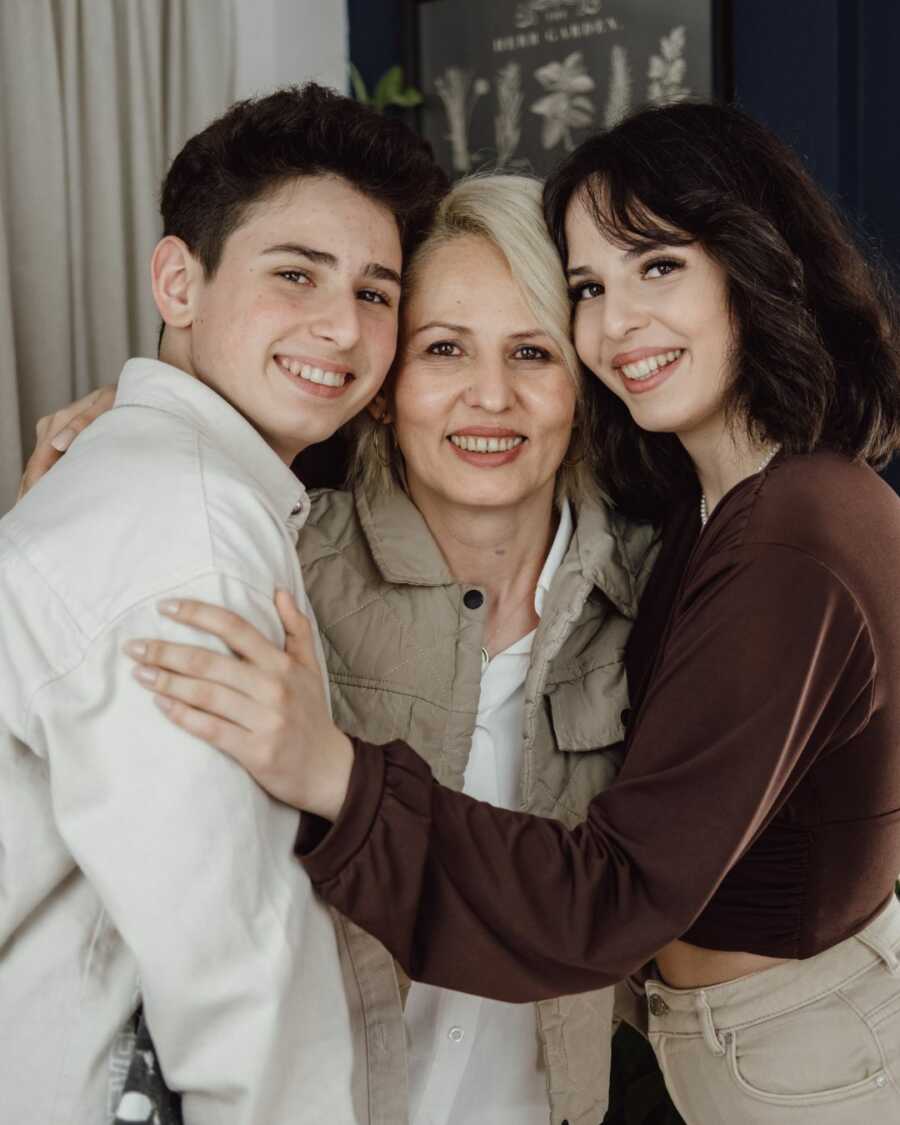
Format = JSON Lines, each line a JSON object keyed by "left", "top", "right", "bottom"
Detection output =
{"left": 601, "top": 284, "right": 650, "bottom": 340}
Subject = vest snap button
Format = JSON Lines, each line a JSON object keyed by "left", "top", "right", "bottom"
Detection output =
{"left": 648, "top": 993, "right": 670, "bottom": 1017}
{"left": 463, "top": 589, "right": 484, "bottom": 610}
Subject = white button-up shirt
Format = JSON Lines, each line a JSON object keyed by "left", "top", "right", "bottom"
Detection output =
{"left": 406, "top": 502, "right": 574, "bottom": 1125}
{"left": 0, "top": 359, "right": 356, "bottom": 1125}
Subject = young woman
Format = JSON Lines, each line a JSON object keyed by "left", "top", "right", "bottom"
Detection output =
{"left": 24, "top": 175, "right": 655, "bottom": 1125}
{"left": 108, "top": 102, "right": 900, "bottom": 1123}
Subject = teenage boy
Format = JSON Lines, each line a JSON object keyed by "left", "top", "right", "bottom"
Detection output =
{"left": 0, "top": 85, "right": 445, "bottom": 1124}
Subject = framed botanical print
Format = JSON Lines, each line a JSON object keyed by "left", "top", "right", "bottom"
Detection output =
{"left": 414, "top": 0, "right": 729, "bottom": 179}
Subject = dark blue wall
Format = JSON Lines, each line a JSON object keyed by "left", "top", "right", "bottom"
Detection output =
{"left": 732, "top": 0, "right": 899, "bottom": 274}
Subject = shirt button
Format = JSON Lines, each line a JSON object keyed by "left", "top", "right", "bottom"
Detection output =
{"left": 648, "top": 994, "right": 670, "bottom": 1017}
{"left": 447, "top": 1026, "right": 465, "bottom": 1043}
{"left": 463, "top": 589, "right": 484, "bottom": 610}
{"left": 620, "top": 708, "right": 631, "bottom": 727}
{"left": 290, "top": 501, "right": 304, "bottom": 515}
{"left": 875, "top": 1075, "right": 887, "bottom": 1088}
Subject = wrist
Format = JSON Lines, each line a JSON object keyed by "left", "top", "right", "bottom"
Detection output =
{"left": 304, "top": 728, "right": 353, "bottom": 821}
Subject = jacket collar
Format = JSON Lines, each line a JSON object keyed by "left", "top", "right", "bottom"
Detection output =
{"left": 116, "top": 358, "right": 310, "bottom": 526}
{"left": 354, "top": 483, "right": 453, "bottom": 586}
{"left": 565, "top": 499, "right": 645, "bottom": 620}
{"left": 355, "top": 480, "right": 646, "bottom": 617}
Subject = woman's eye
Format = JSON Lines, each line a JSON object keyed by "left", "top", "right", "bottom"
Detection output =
{"left": 359, "top": 288, "right": 391, "bottom": 306}
{"left": 426, "top": 341, "right": 462, "bottom": 357}
{"left": 643, "top": 258, "right": 683, "bottom": 279}
{"left": 568, "top": 281, "right": 603, "bottom": 303}
{"left": 278, "top": 270, "right": 312, "bottom": 285}
{"left": 514, "top": 344, "right": 551, "bottom": 361}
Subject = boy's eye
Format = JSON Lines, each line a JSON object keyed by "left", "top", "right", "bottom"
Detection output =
{"left": 358, "top": 288, "right": 391, "bottom": 306}
{"left": 568, "top": 281, "right": 603, "bottom": 303}
{"left": 278, "top": 270, "right": 312, "bottom": 285}
{"left": 427, "top": 341, "right": 462, "bottom": 357}
{"left": 643, "top": 258, "right": 683, "bottom": 279}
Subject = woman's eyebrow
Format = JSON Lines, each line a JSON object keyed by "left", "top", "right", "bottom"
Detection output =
{"left": 409, "top": 321, "right": 470, "bottom": 338}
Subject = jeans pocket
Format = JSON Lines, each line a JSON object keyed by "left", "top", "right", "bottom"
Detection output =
{"left": 725, "top": 990, "right": 887, "bottom": 1106}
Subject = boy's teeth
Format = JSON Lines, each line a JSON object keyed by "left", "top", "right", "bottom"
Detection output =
{"left": 620, "top": 349, "right": 683, "bottom": 381}
{"left": 449, "top": 434, "right": 525, "bottom": 453}
{"left": 282, "top": 359, "right": 348, "bottom": 387}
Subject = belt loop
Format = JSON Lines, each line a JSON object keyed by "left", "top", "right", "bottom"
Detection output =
{"left": 694, "top": 990, "right": 726, "bottom": 1057}
{"left": 858, "top": 930, "right": 900, "bottom": 975}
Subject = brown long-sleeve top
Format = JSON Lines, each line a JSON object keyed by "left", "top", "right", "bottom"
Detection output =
{"left": 298, "top": 452, "right": 900, "bottom": 1002}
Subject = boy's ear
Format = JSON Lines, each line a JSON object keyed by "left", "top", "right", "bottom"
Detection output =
{"left": 150, "top": 236, "right": 202, "bottom": 328}
{"left": 366, "top": 392, "right": 393, "bottom": 424}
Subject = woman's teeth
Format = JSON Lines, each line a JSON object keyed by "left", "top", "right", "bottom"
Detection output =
{"left": 280, "top": 358, "right": 348, "bottom": 387}
{"left": 449, "top": 435, "right": 525, "bottom": 453}
{"left": 620, "top": 349, "right": 683, "bottom": 381}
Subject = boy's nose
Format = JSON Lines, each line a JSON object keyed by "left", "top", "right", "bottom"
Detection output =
{"left": 310, "top": 296, "right": 361, "bottom": 351}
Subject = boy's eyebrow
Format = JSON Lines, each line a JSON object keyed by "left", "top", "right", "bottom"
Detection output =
{"left": 263, "top": 243, "right": 401, "bottom": 287}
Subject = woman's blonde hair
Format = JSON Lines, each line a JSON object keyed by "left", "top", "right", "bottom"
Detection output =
{"left": 348, "top": 173, "right": 596, "bottom": 502}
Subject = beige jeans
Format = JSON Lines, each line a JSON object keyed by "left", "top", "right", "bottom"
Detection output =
{"left": 645, "top": 897, "right": 900, "bottom": 1124}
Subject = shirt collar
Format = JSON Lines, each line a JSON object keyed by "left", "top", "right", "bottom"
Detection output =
{"left": 115, "top": 358, "right": 310, "bottom": 527}
{"left": 534, "top": 498, "right": 573, "bottom": 619}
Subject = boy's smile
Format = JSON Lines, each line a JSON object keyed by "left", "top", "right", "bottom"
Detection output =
{"left": 171, "top": 174, "right": 403, "bottom": 463}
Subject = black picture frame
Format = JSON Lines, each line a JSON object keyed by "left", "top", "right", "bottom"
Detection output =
{"left": 407, "top": 0, "right": 732, "bottom": 180}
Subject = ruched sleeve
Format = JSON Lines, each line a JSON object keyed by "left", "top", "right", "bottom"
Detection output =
{"left": 298, "top": 541, "right": 877, "bottom": 1002}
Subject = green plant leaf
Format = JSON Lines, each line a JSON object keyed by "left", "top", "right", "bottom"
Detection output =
{"left": 391, "top": 87, "right": 423, "bottom": 108}
{"left": 374, "top": 65, "right": 405, "bottom": 110}
{"left": 349, "top": 62, "right": 370, "bottom": 105}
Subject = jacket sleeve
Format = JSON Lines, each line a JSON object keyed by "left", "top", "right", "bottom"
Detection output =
{"left": 30, "top": 572, "right": 355, "bottom": 1125}
{"left": 298, "top": 544, "right": 874, "bottom": 1002}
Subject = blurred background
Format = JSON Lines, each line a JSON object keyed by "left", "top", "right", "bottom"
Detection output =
{"left": 0, "top": 0, "right": 897, "bottom": 510}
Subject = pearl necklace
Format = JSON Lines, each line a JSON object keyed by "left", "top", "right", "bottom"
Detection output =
{"left": 700, "top": 445, "right": 781, "bottom": 527}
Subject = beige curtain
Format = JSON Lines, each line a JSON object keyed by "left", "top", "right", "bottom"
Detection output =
{"left": 0, "top": 0, "right": 237, "bottom": 512}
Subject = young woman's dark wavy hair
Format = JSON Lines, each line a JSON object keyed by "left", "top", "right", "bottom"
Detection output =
{"left": 543, "top": 101, "right": 900, "bottom": 520}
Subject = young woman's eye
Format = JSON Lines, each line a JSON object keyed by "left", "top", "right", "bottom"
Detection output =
{"left": 278, "top": 270, "right": 312, "bottom": 285}
{"left": 643, "top": 258, "right": 683, "bottom": 280}
{"left": 426, "top": 340, "right": 462, "bottom": 358}
{"left": 514, "top": 344, "right": 551, "bottom": 361}
{"left": 568, "top": 281, "right": 603, "bottom": 303}
{"left": 359, "top": 288, "right": 392, "bottom": 306}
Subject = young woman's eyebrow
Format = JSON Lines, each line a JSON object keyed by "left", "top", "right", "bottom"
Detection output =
{"left": 262, "top": 243, "right": 400, "bottom": 287}
{"left": 566, "top": 242, "right": 669, "bottom": 279}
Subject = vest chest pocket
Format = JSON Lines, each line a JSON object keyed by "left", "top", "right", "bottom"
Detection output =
{"left": 545, "top": 658, "right": 629, "bottom": 751}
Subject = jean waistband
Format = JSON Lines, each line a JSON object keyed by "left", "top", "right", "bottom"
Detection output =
{"left": 646, "top": 896, "right": 900, "bottom": 1041}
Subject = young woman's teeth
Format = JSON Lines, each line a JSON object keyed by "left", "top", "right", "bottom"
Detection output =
{"left": 620, "top": 349, "right": 683, "bottom": 381}
{"left": 449, "top": 435, "right": 525, "bottom": 453}
{"left": 281, "top": 358, "right": 348, "bottom": 387}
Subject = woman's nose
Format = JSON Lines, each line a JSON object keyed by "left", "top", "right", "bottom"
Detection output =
{"left": 462, "top": 357, "right": 514, "bottom": 412}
